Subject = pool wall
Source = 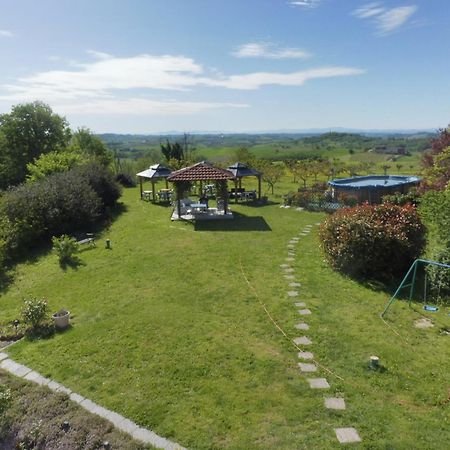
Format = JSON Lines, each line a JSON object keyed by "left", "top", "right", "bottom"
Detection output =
{"left": 328, "top": 175, "right": 420, "bottom": 204}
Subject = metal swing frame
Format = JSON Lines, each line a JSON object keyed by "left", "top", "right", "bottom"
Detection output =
{"left": 381, "top": 258, "right": 450, "bottom": 317}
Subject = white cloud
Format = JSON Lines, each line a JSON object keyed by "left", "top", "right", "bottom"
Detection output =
{"left": 353, "top": 3, "right": 385, "bottom": 19}
{"left": 0, "top": 52, "right": 364, "bottom": 115}
{"left": 0, "top": 30, "right": 14, "bottom": 37}
{"left": 214, "top": 67, "right": 365, "bottom": 90}
{"left": 54, "top": 98, "right": 249, "bottom": 115}
{"left": 377, "top": 6, "right": 418, "bottom": 35}
{"left": 232, "top": 42, "right": 310, "bottom": 59}
{"left": 86, "top": 49, "right": 114, "bottom": 60}
{"left": 352, "top": 3, "right": 418, "bottom": 35}
{"left": 289, "top": 0, "right": 321, "bottom": 8}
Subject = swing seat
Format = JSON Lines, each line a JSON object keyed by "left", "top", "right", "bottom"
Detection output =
{"left": 423, "top": 305, "right": 439, "bottom": 312}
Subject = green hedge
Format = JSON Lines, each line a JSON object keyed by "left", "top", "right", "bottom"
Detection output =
{"left": 319, "top": 203, "right": 426, "bottom": 281}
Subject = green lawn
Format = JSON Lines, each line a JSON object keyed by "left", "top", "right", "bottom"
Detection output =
{"left": 1, "top": 188, "right": 449, "bottom": 449}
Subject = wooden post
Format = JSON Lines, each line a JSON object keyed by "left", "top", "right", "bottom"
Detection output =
{"left": 139, "top": 177, "right": 143, "bottom": 200}
{"left": 234, "top": 179, "right": 238, "bottom": 203}
{"left": 165, "top": 178, "right": 169, "bottom": 189}
{"left": 152, "top": 180, "right": 156, "bottom": 203}
{"left": 258, "top": 175, "right": 262, "bottom": 200}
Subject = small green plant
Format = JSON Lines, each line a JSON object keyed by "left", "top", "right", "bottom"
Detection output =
{"left": 0, "top": 385, "right": 12, "bottom": 415}
{"left": 52, "top": 235, "right": 79, "bottom": 264}
{"left": 21, "top": 298, "right": 49, "bottom": 330}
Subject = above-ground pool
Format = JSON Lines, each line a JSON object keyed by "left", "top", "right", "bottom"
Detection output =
{"left": 329, "top": 175, "right": 421, "bottom": 204}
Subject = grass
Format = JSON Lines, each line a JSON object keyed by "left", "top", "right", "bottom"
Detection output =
{"left": 1, "top": 187, "right": 449, "bottom": 449}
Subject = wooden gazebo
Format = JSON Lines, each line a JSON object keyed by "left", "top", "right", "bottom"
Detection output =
{"left": 167, "top": 161, "right": 234, "bottom": 219}
{"left": 227, "top": 162, "right": 262, "bottom": 202}
{"left": 136, "top": 164, "right": 172, "bottom": 202}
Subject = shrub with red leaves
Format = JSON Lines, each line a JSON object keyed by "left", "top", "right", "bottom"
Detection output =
{"left": 319, "top": 203, "right": 426, "bottom": 281}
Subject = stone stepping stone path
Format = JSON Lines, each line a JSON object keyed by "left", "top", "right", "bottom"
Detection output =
{"left": 0, "top": 353, "right": 185, "bottom": 450}
{"left": 298, "top": 351, "right": 314, "bottom": 359}
{"left": 280, "top": 226, "right": 361, "bottom": 444}
{"left": 298, "top": 362, "right": 317, "bottom": 372}
{"left": 335, "top": 428, "right": 362, "bottom": 443}
{"left": 307, "top": 378, "right": 330, "bottom": 389}
{"left": 293, "top": 336, "right": 312, "bottom": 346}
{"left": 325, "top": 397, "right": 346, "bottom": 410}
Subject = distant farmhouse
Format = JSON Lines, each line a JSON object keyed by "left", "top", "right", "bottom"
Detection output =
{"left": 371, "top": 145, "right": 408, "bottom": 156}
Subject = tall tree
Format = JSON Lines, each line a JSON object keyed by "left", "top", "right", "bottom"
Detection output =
{"left": 0, "top": 101, "right": 71, "bottom": 188}
{"left": 70, "top": 127, "right": 112, "bottom": 166}
{"left": 160, "top": 140, "right": 184, "bottom": 162}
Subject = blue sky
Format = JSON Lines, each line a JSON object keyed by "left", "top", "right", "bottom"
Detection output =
{"left": 0, "top": 0, "right": 448, "bottom": 133}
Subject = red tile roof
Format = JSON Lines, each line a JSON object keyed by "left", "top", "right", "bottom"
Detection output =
{"left": 167, "top": 162, "right": 234, "bottom": 181}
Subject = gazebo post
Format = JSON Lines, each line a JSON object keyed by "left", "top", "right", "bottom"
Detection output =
{"left": 234, "top": 179, "right": 239, "bottom": 204}
{"left": 152, "top": 180, "right": 156, "bottom": 203}
{"left": 139, "top": 177, "right": 143, "bottom": 200}
{"left": 165, "top": 178, "right": 169, "bottom": 189}
{"left": 258, "top": 175, "right": 262, "bottom": 199}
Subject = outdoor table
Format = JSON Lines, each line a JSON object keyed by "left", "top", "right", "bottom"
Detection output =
{"left": 191, "top": 203, "right": 207, "bottom": 213}
{"left": 142, "top": 190, "right": 152, "bottom": 201}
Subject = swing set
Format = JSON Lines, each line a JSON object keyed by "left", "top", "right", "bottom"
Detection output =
{"left": 381, "top": 258, "right": 450, "bottom": 317}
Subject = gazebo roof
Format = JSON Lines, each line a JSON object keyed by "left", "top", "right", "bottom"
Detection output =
{"left": 228, "top": 162, "right": 261, "bottom": 178}
{"left": 136, "top": 164, "right": 172, "bottom": 180}
{"left": 167, "top": 161, "right": 234, "bottom": 182}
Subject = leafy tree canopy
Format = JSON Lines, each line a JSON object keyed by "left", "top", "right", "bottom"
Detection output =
{"left": 70, "top": 127, "right": 112, "bottom": 166}
{"left": 0, "top": 101, "right": 71, "bottom": 187}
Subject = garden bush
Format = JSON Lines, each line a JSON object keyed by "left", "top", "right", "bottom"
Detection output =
{"left": 0, "top": 171, "right": 101, "bottom": 255}
{"left": 319, "top": 202, "right": 426, "bottom": 280}
{"left": 0, "top": 386, "right": 12, "bottom": 415}
{"left": 21, "top": 298, "right": 49, "bottom": 330}
{"left": 52, "top": 235, "right": 79, "bottom": 264}
{"left": 425, "top": 247, "right": 450, "bottom": 301}
{"left": 75, "top": 163, "right": 122, "bottom": 207}
{"left": 115, "top": 172, "right": 136, "bottom": 187}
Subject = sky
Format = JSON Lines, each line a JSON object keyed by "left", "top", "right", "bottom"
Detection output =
{"left": 0, "top": 0, "right": 449, "bottom": 133}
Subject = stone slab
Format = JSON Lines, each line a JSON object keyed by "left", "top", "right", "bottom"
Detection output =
{"left": 279, "top": 264, "right": 290, "bottom": 268}
{"left": 286, "top": 257, "right": 295, "bottom": 262}
{"left": 0, "top": 352, "right": 8, "bottom": 361}
{"left": 298, "top": 309, "right": 312, "bottom": 315}
{"left": 0, "top": 359, "right": 31, "bottom": 378}
{"left": 284, "top": 268, "right": 295, "bottom": 273}
{"left": 293, "top": 336, "right": 312, "bottom": 346}
{"left": 287, "top": 291, "right": 299, "bottom": 297}
{"left": 287, "top": 244, "right": 294, "bottom": 249}
{"left": 284, "top": 275, "right": 295, "bottom": 280}
{"left": 298, "top": 362, "right": 317, "bottom": 372}
{"left": 289, "top": 241, "right": 298, "bottom": 245}
{"left": 289, "top": 282, "right": 301, "bottom": 287}
{"left": 296, "top": 207, "right": 304, "bottom": 211}
{"left": 70, "top": 392, "right": 85, "bottom": 404}
{"left": 55, "top": 384, "right": 72, "bottom": 396}
{"left": 335, "top": 427, "right": 361, "bottom": 443}
{"left": 298, "top": 351, "right": 314, "bottom": 359}
{"left": 291, "top": 237, "right": 300, "bottom": 241}
{"left": 295, "top": 323, "right": 310, "bottom": 330}
{"left": 80, "top": 398, "right": 100, "bottom": 414}
{"left": 299, "top": 233, "right": 307, "bottom": 236}
{"left": 325, "top": 397, "right": 346, "bottom": 410}
{"left": 294, "top": 302, "right": 306, "bottom": 307}
{"left": 24, "top": 370, "right": 50, "bottom": 386}
{"left": 307, "top": 378, "right": 330, "bottom": 389}
{"left": 116, "top": 417, "right": 139, "bottom": 434}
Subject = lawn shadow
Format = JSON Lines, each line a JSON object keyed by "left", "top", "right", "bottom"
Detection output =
{"left": 194, "top": 212, "right": 271, "bottom": 232}
{"left": 59, "top": 256, "right": 86, "bottom": 272}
